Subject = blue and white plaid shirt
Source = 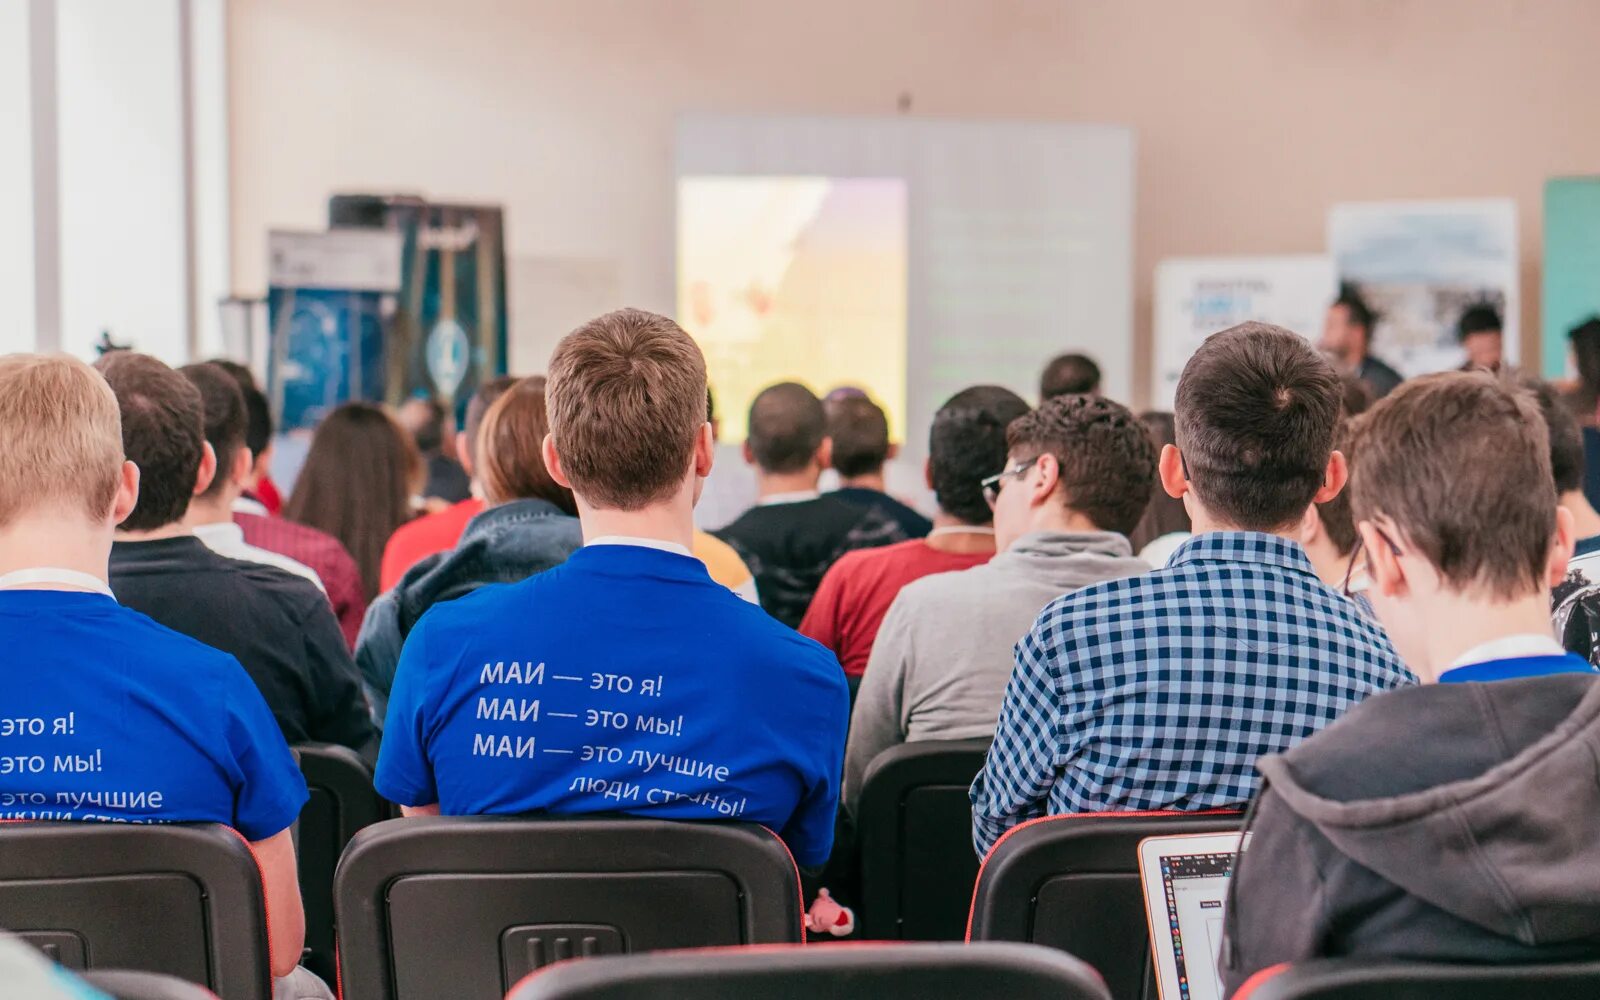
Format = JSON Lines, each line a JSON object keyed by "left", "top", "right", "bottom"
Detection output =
{"left": 971, "top": 532, "right": 1414, "bottom": 856}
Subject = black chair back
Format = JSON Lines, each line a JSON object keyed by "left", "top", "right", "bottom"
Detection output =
{"left": 0, "top": 822, "right": 270, "bottom": 1000}
{"left": 334, "top": 816, "right": 804, "bottom": 1000}
{"left": 967, "top": 811, "right": 1243, "bottom": 1000}
{"left": 1233, "top": 957, "right": 1600, "bottom": 999}
{"left": 856, "top": 738, "right": 990, "bottom": 940}
{"left": 292, "top": 743, "right": 387, "bottom": 981}
{"left": 506, "top": 941, "right": 1112, "bottom": 1000}
{"left": 81, "top": 970, "right": 221, "bottom": 1000}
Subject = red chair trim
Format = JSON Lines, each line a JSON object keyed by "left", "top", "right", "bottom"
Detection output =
{"left": 964, "top": 809, "right": 1244, "bottom": 941}
{"left": 1229, "top": 961, "right": 1291, "bottom": 999}
{"left": 756, "top": 823, "right": 810, "bottom": 945}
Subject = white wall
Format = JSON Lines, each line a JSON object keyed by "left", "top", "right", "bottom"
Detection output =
{"left": 228, "top": 0, "right": 1600, "bottom": 403}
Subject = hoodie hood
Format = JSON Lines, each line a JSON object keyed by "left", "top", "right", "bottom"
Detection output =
{"left": 1256, "top": 673, "right": 1600, "bottom": 946}
{"left": 988, "top": 531, "right": 1149, "bottom": 593}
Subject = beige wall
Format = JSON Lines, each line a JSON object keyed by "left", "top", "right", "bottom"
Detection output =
{"left": 229, "top": 0, "right": 1599, "bottom": 403}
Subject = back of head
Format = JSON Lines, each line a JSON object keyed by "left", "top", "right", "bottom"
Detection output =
{"left": 1526, "top": 377, "right": 1584, "bottom": 496}
{"left": 1350, "top": 372, "right": 1553, "bottom": 600}
{"left": 463, "top": 375, "right": 519, "bottom": 471}
{"left": 210, "top": 360, "right": 273, "bottom": 459}
{"left": 1569, "top": 317, "right": 1600, "bottom": 397}
{"left": 1457, "top": 304, "right": 1503, "bottom": 340}
{"left": 746, "top": 381, "right": 826, "bottom": 475}
{"left": 1039, "top": 352, "right": 1102, "bottom": 400}
{"left": 1006, "top": 393, "right": 1157, "bottom": 536}
{"left": 179, "top": 362, "right": 247, "bottom": 500}
{"left": 284, "top": 401, "right": 419, "bottom": 596}
{"left": 825, "top": 395, "right": 890, "bottom": 479}
{"left": 0, "top": 354, "right": 122, "bottom": 529}
{"left": 1175, "top": 322, "right": 1341, "bottom": 532}
{"left": 95, "top": 352, "right": 205, "bottom": 532}
{"left": 1339, "top": 372, "right": 1376, "bottom": 418}
{"left": 929, "top": 385, "right": 1031, "bottom": 525}
{"left": 478, "top": 375, "right": 576, "bottom": 514}
{"left": 546, "top": 308, "right": 708, "bottom": 510}
{"left": 1128, "top": 411, "right": 1191, "bottom": 549}
{"left": 1334, "top": 283, "right": 1376, "bottom": 340}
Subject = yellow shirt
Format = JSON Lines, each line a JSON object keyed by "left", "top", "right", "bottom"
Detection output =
{"left": 692, "top": 531, "right": 759, "bottom": 604}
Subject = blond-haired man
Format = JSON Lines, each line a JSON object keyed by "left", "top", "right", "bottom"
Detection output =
{"left": 0, "top": 354, "right": 321, "bottom": 993}
{"left": 376, "top": 309, "right": 849, "bottom": 867}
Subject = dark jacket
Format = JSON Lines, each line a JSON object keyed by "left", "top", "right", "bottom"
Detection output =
{"left": 1220, "top": 674, "right": 1600, "bottom": 996}
{"left": 1357, "top": 354, "right": 1404, "bottom": 399}
{"left": 356, "top": 499, "right": 583, "bottom": 721}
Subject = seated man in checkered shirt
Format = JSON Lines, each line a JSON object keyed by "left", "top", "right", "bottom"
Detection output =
{"left": 971, "top": 322, "right": 1415, "bottom": 856}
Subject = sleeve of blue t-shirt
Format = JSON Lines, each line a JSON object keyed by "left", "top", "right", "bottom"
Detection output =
{"left": 778, "top": 655, "right": 849, "bottom": 868}
{"left": 374, "top": 617, "right": 438, "bottom": 807}
{"left": 222, "top": 662, "right": 309, "bottom": 842}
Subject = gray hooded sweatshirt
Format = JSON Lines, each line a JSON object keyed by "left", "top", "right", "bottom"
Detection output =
{"left": 841, "top": 531, "right": 1149, "bottom": 813}
{"left": 1220, "top": 672, "right": 1600, "bottom": 995}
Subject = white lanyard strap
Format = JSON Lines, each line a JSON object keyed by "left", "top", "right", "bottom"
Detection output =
{"left": 0, "top": 567, "right": 114, "bottom": 598}
{"left": 927, "top": 526, "right": 995, "bottom": 540}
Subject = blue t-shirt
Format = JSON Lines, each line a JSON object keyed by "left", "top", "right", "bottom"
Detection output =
{"left": 1438, "top": 652, "right": 1598, "bottom": 684}
{"left": 376, "top": 543, "right": 850, "bottom": 866}
{"left": 0, "top": 590, "right": 307, "bottom": 841}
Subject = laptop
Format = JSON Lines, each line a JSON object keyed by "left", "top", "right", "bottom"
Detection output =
{"left": 1138, "top": 832, "right": 1246, "bottom": 1000}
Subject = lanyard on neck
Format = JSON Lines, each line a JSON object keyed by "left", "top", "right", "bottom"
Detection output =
{"left": 0, "top": 567, "right": 114, "bottom": 598}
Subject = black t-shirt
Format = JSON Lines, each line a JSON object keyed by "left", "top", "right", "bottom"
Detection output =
{"left": 715, "top": 495, "right": 908, "bottom": 629}
{"left": 109, "top": 536, "right": 377, "bottom": 758}
{"left": 831, "top": 486, "right": 932, "bottom": 540}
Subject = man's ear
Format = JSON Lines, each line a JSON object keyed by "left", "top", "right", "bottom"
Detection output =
{"left": 112, "top": 460, "right": 140, "bottom": 526}
{"left": 1313, "top": 450, "right": 1349, "bottom": 505}
{"left": 231, "top": 445, "right": 255, "bottom": 490}
{"left": 455, "top": 430, "right": 474, "bottom": 478}
{"left": 742, "top": 440, "right": 756, "bottom": 467}
{"left": 887, "top": 442, "right": 900, "bottom": 461}
{"left": 694, "top": 422, "right": 715, "bottom": 478}
{"left": 923, "top": 456, "right": 934, "bottom": 492}
{"left": 1359, "top": 520, "right": 1407, "bottom": 599}
{"left": 1550, "top": 506, "right": 1577, "bottom": 588}
{"left": 1030, "top": 452, "right": 1060, "bottom": 507}
{"left": 193, "top": 442, "right": 218, "bottom": 498}
{"left": 542, "top": 433, "right": 572, "bottom": 489}
{"left": 1158, "top": 444, "right": 1188, "bottom": 501}
{"left": 816, "top": 437, "right": 834, "bottom": 472}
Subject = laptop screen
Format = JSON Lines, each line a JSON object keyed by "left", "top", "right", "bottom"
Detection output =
{"left": 1156, "top": 850, "right": 1235, "bottom": 1000}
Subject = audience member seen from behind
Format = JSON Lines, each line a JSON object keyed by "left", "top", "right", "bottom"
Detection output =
{"left": 1299, "top": 421, "right": 1374, "bottom": 617}
{"left": 825, "top": 393, "right": 931, "bottom": 539}
{"left": 845, "top": 394, "right": 1154, "bottom": 814}
{"left": 380, "top": 376, "right": 517, "bottom": 591}
{"left": 801, "top": 386, "right": 1029, "bottom": 686}
{"left": 1038, "top": 352, "right": 1101, "bottom": 400}
{"left": 285, "top": 402, "right": 421, "bottom": 602}
{"left": 1528, "top": 379, "right": 1600, "bottom": 667}
{"left": 971, "top": 323, "right": 1412, "bottom": 856}
{"left": 1221, "top": 373, "right": 1600, "bottom": 993}
{"left": 397, "top": 395, "right": 471, "bottom": 504}
{"left": 210, "top": 359, "right": 286, "bottom": 514}
{"left": 220, "top": 364, "right": 367, "bottom": 647}
{"left": 357, "top": 376, "right": 583, "bottom": 719}
{"left": 375, "top": 309, "right": 849, "bottom": 867}
{"left": 0, "top": 355, "right": 317, "bottom": 990}
{"left": 1457, "top": 304, "right": 1505, "bottom": 373}
{"left": 99, "top": 353, "right": 376, "bottom": 758}
{"left": 1321, "top": 284, "right": 1403, "bottom": 400}
{"left": 179, "top": 363, "right": 325, "bottom": 592}
{"left": 716, "top": 382, "right": 908, "bottom": 628}
{"left": 1127, "top": 411, "right": 1190, "bottom": 567}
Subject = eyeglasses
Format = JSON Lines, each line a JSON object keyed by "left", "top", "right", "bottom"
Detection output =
{"left": 981, "top": 455, "right": 1041, "bottom": 507}
{"left": 1342, "top": 524, "right": 1403, "bottom": 597}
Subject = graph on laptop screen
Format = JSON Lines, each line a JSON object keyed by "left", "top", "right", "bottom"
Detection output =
{"left": 1159, "top": 851, "right": 1234, "bottom": 1000}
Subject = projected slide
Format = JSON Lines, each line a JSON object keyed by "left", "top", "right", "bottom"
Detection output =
{"left": 677, "top": 176, "right": 907, "bottom": 442}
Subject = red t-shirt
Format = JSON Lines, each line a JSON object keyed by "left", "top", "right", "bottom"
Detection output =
{"left": 799, "top": 538, "right": 993, "bottom": 678}
{"left": 379, "top": 498, "right": 486, "bottom": 593}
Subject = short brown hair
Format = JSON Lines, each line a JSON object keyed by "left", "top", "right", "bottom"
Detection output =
{"left": 464, "top": 375, "right": 519, "bottom": 470}
{"left": 180, "top": 362, "right": 247, "bottom": 499}
{"left": 1526, "top": 378, "right": 1585, "bottom": 495}
{"left": 0, "top": 354, "right": 123, "bottom": 527}
{"left": 546, "top": 308, "right": 707, "bottom": 510}
{"left": 1175, "top": 323, "right": 1340, "bottom": 531}
{"left": 96, "top": 352, "right": 206, "bottom": 531}
{"left": 1039, "top": 352, "right": 1102, "bottom": 399}
{"left": 1006, "top": 394, "right": 1156, "bottom": 536}
{"left": 748, "top": 382, "right": 826, "bottom": 474}
{"left": 1350, "top": 372, "right": 1554, "bottom": 599}
{"left": 478, "top": 376, "right": 576, "bottom": 513}
{"left": 826, "top": 395, "right": 890, "bottom": 478}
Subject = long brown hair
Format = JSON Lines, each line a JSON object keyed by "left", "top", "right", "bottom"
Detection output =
{"left": 478, "top": 376, "right": 577, "bottom": 514}
{"left": 285, "top": 402, "right": 420, "bottom": 599}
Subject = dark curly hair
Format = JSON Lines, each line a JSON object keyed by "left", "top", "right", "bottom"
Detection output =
{"left": 928, "top": 386, "right": 1031, "bottom": 526}
{"left": 1007, "top": 393, "right": 1157, "bottom": 536}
